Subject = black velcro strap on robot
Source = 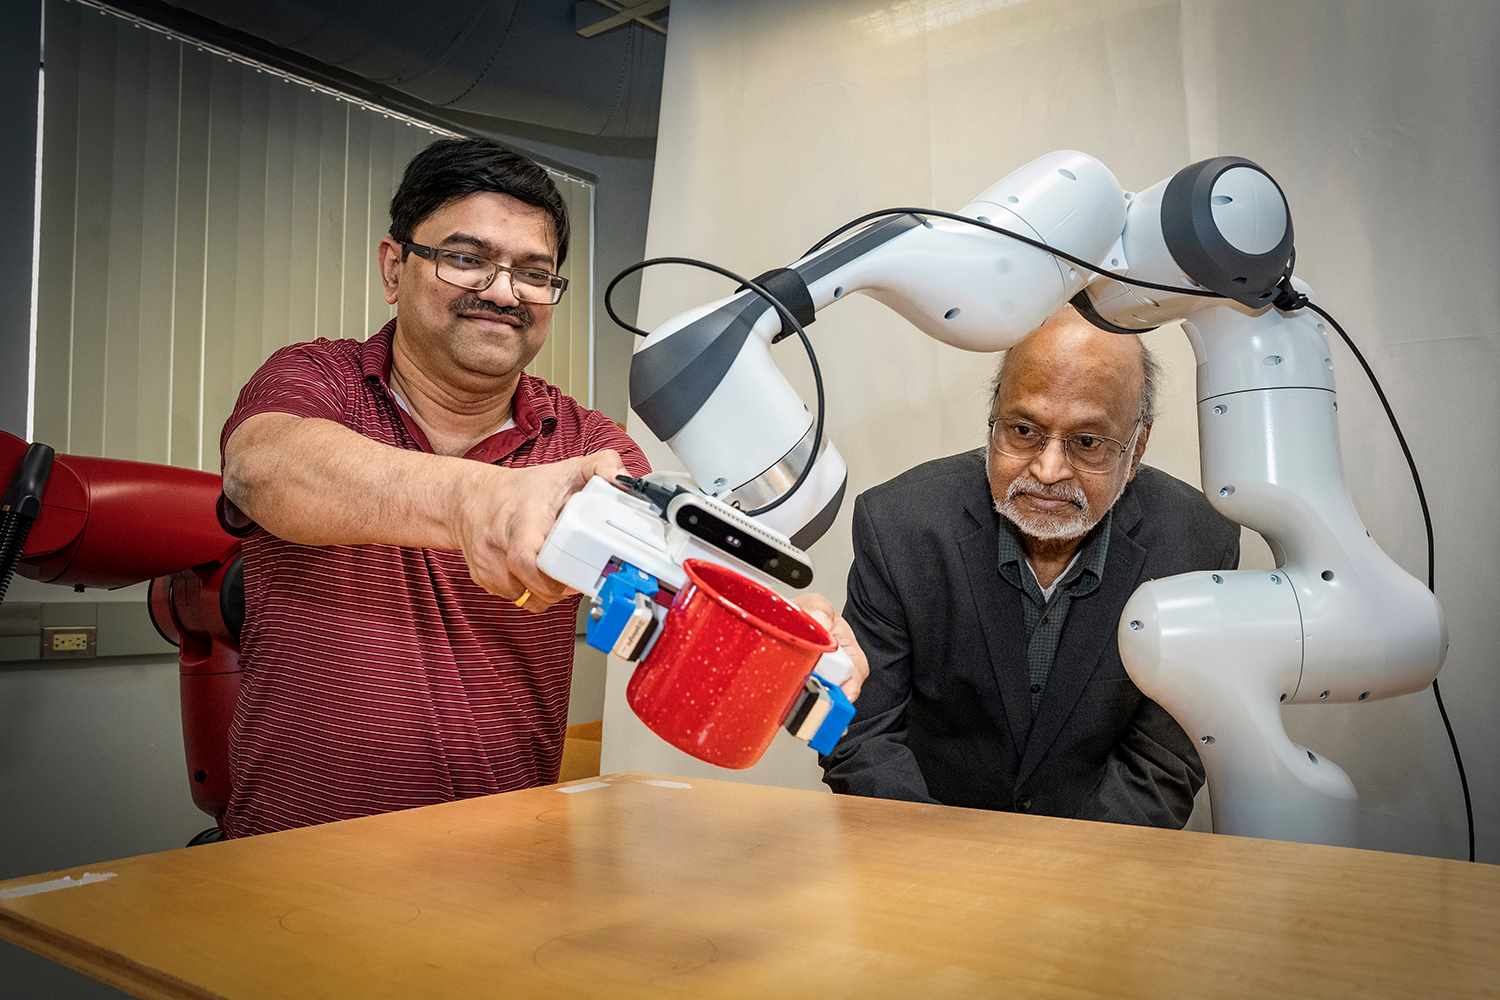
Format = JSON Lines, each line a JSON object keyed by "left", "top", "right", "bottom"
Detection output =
{"left": 739, "top": 267, "right": 816, "bottom": 343}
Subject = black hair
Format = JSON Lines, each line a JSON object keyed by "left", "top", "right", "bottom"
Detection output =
{"left": 389, "top": 137, "right": 570, "bottom": 266}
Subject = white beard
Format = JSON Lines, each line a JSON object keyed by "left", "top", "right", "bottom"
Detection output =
{"left": 991, "top": 462, "right": 1130, "bottom": 543}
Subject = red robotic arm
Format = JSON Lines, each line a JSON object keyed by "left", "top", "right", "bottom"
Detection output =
{"left": 1, "top": 429, "right": 243, "bottom": 822}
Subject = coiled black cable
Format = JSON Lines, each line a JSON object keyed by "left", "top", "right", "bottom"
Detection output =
{"left": 0, "top": 510, "right": 25, "bottom": 606}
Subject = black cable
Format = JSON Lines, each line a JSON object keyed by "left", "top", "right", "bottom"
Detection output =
{"left": 1301, "top": 304, "right": 1435, "bottom": 592}
{"left": 800, "top": 207, "right": 1229, "bottom": 301}
{"left": 1431, "top": 681, "right": 1475, "bottom": 863}
{"left": 604, "top": 263, "right": 655, "bottom": 340}
{"left": 1302, "top": 300, "right": 1473, "bottom": 863}
{"left": 604, "top": 257, "right": 824, "bottom": 517}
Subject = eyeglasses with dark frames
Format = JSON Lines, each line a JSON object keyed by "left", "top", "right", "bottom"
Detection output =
{"left": 987, "top": 416, "right": 1141, "bottom": 474}
{"left": 402, "top": 241, "right": 569, "bottom": 305}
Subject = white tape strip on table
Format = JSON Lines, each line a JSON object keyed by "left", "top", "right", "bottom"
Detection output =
{"left": 0, "top": 872, "right": 117, "bottom": 900}
{"left": 557, "top": 781, "right": 611, "bottom": 794}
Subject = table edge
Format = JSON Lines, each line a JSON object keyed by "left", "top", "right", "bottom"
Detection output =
{"left": 0, "top": 908, "right": 217, "bottom": 1000}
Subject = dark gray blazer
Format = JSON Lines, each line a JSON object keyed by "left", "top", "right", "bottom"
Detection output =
{"left": 822, "top": 450, "right": 1240, "bottom": 828}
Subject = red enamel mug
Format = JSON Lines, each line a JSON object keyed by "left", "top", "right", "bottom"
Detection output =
{"left": 626, "top": 558, "right": 836, "bottom": 769}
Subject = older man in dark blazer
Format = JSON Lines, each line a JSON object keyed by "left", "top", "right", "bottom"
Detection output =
{"left": 821, "top": 307, "right": 1239, "bottom": 827}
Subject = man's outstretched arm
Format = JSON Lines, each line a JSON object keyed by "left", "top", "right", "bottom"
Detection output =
{"left": 224, "top": 415, "right": 624, "bottom": 615}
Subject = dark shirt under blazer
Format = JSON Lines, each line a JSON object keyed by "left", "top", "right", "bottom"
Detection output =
{"left": 998, "top": 507, "right": 1112, "bottom": 712}
{"left": 821, "top": 450, "right": 1240, "bottom": 828}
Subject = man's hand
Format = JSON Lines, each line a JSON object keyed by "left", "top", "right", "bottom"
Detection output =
{"left": 451, "top": 449, "right": 627, "bottom": 614}
{"left": 792, "top": 593, "right": 870, "bottom": 702}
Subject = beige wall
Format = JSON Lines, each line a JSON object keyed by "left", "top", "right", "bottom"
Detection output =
{"left": 606, "top": 0, "right": 1499, "bottom": 860}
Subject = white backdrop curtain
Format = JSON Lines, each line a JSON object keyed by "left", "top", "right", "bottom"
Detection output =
{"left": 609, "top": 0, "right": 1498, "bottom": 861}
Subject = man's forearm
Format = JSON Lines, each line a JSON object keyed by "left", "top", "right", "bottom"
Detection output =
{"left": 1077, "top": 706, "right": 1204, "bottom": 828}
{"left": 1079, "top": 754, "right": 1197, "bottom": 828}
{"left": 822, "top": 730, "right": 938, "bottom": 804}
{"left": 223, "top": 413, "right": 489, "bottom": 549}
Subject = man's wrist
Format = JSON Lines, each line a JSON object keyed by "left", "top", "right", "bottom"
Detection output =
{"left": 443, "top": 460, "right": 493, "bottom": 550}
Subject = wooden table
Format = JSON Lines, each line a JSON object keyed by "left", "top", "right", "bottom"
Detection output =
{"left": 1, "top": 773, "right": 1496, "bottom": 998}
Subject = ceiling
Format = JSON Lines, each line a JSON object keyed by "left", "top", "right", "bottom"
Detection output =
{"left": 151, "top": 0, "right": 668, "bottom": 140}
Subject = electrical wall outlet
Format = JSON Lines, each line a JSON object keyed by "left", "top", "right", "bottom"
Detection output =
{"left": 0, "top": 602, "right": 174, "bottom": 663}
{"left": 42, "top": 626, "right": 97, "bottom": 659}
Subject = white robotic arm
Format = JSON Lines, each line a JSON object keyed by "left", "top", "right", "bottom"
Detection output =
{"left": 627, "top": 151, "right": 1132, "bottom": 544}
{"left": 599, "top": 150, "right": 1446, "bottom": 847}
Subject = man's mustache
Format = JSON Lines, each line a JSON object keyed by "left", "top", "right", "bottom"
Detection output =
{"left": 451, "top": 294, "right": 532, "bottom": 327}
{"left": 1006, "top": 476, "right": 1087, "bottom": 511}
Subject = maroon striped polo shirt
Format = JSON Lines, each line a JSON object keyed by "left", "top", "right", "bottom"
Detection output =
{"left": 217, "top": 321, "right": 648, "bottom": 837}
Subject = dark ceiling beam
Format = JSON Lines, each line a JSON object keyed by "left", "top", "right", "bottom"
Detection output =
{"left": 576, "top": 0, "right": 669, "bottom": 38}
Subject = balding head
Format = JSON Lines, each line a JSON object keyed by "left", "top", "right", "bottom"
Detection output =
{"left": 989, "top": 306, "right": 1159, "bottom": 428}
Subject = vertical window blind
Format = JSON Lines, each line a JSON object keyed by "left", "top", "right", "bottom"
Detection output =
{"left": 33, "top": 0, "right": 595, "bottom": 469}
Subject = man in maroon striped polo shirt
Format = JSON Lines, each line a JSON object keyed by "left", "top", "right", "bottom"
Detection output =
{"left": 215, "top": 139, "right": 650, "bottom": 837}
